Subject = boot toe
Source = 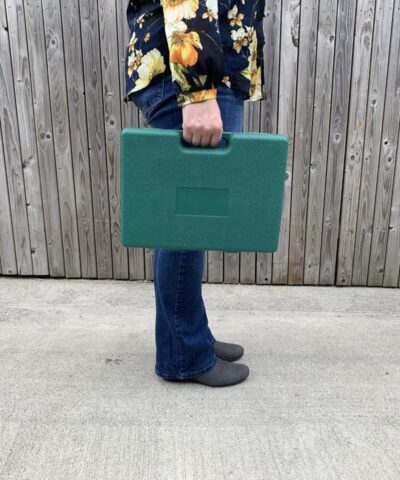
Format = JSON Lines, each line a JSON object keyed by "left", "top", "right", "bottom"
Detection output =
{"left": 189, "top": 358, "right": 250, "bottom": 387}
{"left": 214, "top": 340, "right": 244, "bottom": 362}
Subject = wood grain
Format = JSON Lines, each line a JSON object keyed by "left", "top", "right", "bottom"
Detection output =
{"left": 0, "top": 0, "right": 399, "bottom": 287}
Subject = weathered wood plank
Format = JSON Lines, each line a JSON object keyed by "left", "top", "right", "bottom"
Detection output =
{"left": 115, "top": 0, "right": 146, "bottom": 280}
{"left": 42, "top": 0, "right": 81, "bottom": 277}
{"left": 320, "top": 0, "right": 356, "bottom": 285}
{"left": 61, "top": 0, "right": 97, "bottom": 278}
{"left": 384, "top": 119, "right": 400, "bottom": 287}
{"left": 257, "top": 0, "right": 281, "bottom": 285}
{"left": 144, "top": 248, "right": 153, "bottom": 281}
{"left": 208, "top": 250, "right": 224, "bottom": 283}
{"left": 60, "top": 0, "right": 97, "bottom": 278}
{"left": 240, "top": 94, "right": 261, "bottom": 284}
{"left": 303, "top": 0, "right": 337, "bottom": 285}
{"left": 224, "top": 251, "right": 239, "bottom": 284}
{"left": 271, "top": 0, "right": 300, "bottom": 285}
{"left": 353, "top": 0, "right": 394, "bottom": 285}
{"left": 337, "top": 0, "right": 375, "bottom": 285}
{"left": 240, "top": 251, "right": 256, "bottom": 284}
{"left": 98, "top": 0, "right": 129, "bottom": 279}
{"left": 0, "top": 0, "right": 32, "bottom": 275}
{"left": 23, "top": 0, "right": 65, "bottom": 277}
{"left": 0, "top": 116, "right": 16, "bottom": 275}
{"left": 79, "top": 0, "right": 113, "bottom": 278}
{"left": 202, "top": 249, "right": 208, "bottom": 282}
{"left": 6, "top": 0, "right": 49, "bottom": 275}
{"left": 368, "top": 0, "right": 400, "bottom": 286}
{"left": 288, "top": 0, "right": 319, "bottom": 285}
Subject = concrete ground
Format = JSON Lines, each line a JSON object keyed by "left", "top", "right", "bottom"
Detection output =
{"left": 0, "top": 277, "right": 399, "bottom": 480}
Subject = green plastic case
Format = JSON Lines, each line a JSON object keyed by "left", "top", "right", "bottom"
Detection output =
{"left": 120, "top": 127, "right": 288, "bottom": 252}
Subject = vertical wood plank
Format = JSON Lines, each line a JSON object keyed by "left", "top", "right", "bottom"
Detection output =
{"left": 59, "top": 0, "right": 97, "bottom": 278}
{"left": 42, "top": 0, "right": 81, "bottom": 277}
{"left": 304, "top": 0, "right": 338, "bottom": 285}
{"left": 257, "top": 0, "right": 281, "bottom": 285}
{"left": 6, "top": 0, "right": 49, "bottom": 275}
{"left": 367, "top": 0, "right": 400, "bottom": 286}
{"left": 80, "top": 0, "right": 113, "bottom": 278}
{"left": 144, "top": 248, "right": 153, "bottom": 281}
{"left": 352, "top": 0, "right": 394, "bottom": 285}
{"left": 336, "top": 0, "right": 376, "bottom": 285}
{"left": 98, "top": 0, "right": 129, "bottom": 279}
{"left": 202, "top": 249, "right": 208, "bottom": 282}
{"left": 0, "top": 116, "right": 17, "bottom": 275}
{"left": 224, "top": 251, "right": 239, "bottom": 284}
{"left": 115, "top": 0, "right": 146, "bottom": 280}
{"left": 240, "top": 250, "right": 256, "bottom": 284}
{"left": 288, "top": 0, "right": 319, "bottom": 285}
{"left": 320, "top": 0, "right": 356, "bottom": 285}
{"left": 208, "top": 250, "right": 224, "bottom": 283}
{"left": 239, "top": 97, "right": 261, "bottom": 284}
{"left": 23, "top": 0, "right": 65, "bottom": 277}
{"left": 384, "top": 119, "right": 400, "bottom": 287}
{"left": 117, "top": 0, "right": 140, "bottom": 130}
{"left": 271, "top": 0, "right": 300, "bottom": 284}
{"left": 0, "top": 0, "right": 33, "bottom": 275}
{"left": 129, "top": 247, "right": 145, "bottom": 280}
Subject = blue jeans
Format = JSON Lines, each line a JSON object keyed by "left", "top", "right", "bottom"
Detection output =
{"left": 129, "top": 72, "right": 244, "bottom": 379}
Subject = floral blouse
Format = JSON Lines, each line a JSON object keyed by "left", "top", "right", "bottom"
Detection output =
{"left": 124, "top": 0, "right": 266, "bottom": 107}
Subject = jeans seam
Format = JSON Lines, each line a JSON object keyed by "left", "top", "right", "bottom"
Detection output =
{"left": 144, "top": 74, "right": 165, "bottom": 123}
{"left": 174, "top": 251, "right": 185, "bottom": 376}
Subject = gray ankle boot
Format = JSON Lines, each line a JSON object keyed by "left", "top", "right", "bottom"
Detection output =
{"left": 188, "top": 357, "right": 249, "bottom": 387}
{"left": 214, "top": 340, "right": 244, "bottom": 362}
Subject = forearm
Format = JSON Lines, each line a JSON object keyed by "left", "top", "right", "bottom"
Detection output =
{"left": 160, "top": 0, "right": 224, "bottom": 106}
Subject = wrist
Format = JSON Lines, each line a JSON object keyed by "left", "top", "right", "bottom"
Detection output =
{"left": 178, "top": 88, "right": 217, "bottom": 107}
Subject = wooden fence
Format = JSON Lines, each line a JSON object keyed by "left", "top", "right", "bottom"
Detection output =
{"left": 0, "top": 0, "right": 399, "bottom": 286}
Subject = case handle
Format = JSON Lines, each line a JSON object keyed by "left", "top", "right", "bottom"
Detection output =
{"left": 179, "top": 130, "right": 233, "bottom": 152}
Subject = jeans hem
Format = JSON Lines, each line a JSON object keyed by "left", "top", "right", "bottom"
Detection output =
{"left": 155, "top": 352, "right": 217, "bottom": 381}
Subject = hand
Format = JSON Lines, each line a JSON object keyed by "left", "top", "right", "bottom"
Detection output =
{"left": 182, "top": 98, "right": 223, "bottom": 147}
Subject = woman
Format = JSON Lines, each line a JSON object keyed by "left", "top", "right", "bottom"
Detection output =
{"left": 124, "top": 0, "right": 266, "bottom": 387}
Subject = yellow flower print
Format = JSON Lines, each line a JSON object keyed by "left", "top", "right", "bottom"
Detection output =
{"left": 241, "top": 30, "right": 263, "bottom": 100}
{"left": 161, "top": 0, "right": 199, "bottom": 23}
{"left": 221, "top": 75, "right": 231, "bottom": 87}
{"left": 133, "top": 48, "right": 166, "bottom": 90}
{"left": 202, "top": 8, "right": 217, "bottom": 21}
{"left": 170, "top": 31, "right": 202, "bottom": 67}
{"left": 231, "top": 27, "right": 248, "bottom": 53}
{"left": 136, "top": 13, "right": 146, "bottom": 28}
{"left": 192, "top": 89, "right": 216, "bottom": 102}
{"left": 128, "top": 31, "right": 138, "bottom": 53}
{"left": 202, "top": 0, "right": 218, "bottom": 21}
{"left": 249, "top": 30, "right": 257, "bottom": 63}
{"left": 166, "top": 21, "right": 203, "bottom": 67}
{"left": 228, "top": 5, "right": 244, "bottom": 27}
{"left": 144, "top": 32, "right": 151, "bottom": 42}
{"left": 248, "top": 66, "right": 263, "bottom": 99}
{"left": 178, "top": 88, "right": 217, "bottom": 107}
{"left": 127, "top": 49, "right": 144, "bottom": 77}
{"left": 245, "top": 25, "right": 255, "bottom": 38}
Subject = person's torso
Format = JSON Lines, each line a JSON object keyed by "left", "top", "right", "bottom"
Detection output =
{"left": 124, "top": 0, "right": 266, "bottom": 104}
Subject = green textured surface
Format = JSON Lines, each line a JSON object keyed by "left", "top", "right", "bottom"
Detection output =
{"left": 120, "top": 128, "right": 288, "bottom": 252}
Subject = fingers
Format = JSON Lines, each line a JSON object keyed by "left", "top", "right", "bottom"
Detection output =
{"left": 210, "top": 130, "right": 223, "bottom": 147}
{"left": 182, "top": 99, "right": 224, "bottom": 148}
{"left": 183, "top": 125, "right": 222, "bottom": 147}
